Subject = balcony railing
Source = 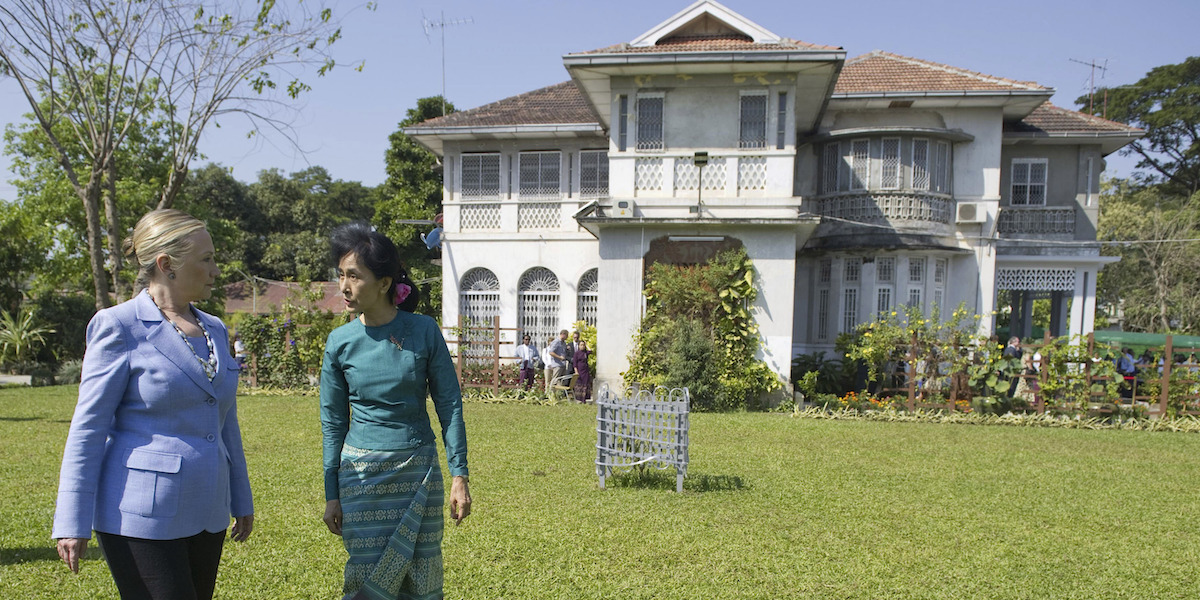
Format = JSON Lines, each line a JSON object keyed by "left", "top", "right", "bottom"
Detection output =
{"left": 634, "top": 154, "right": 770, "bottom": 193}
{"left": 813, "top": 191, "right": 954, "bottom": 225}
{"left": 997, "top": 207, "right": 1076, "bottom": 235}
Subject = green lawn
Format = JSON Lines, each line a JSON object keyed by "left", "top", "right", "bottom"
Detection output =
{"left": 4, "top": 386, "right": 1200, "bottom": 599}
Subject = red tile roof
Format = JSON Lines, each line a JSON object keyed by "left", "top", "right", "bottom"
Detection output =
{"left": 835, "top": 51, "right": 1047, "bottom": 94}
{"left": 406, "top": 54, "right": 1127, "bottom": 136}
{"left": 574, "top": 34, "right": 841, "bottom": 54}
{"left": 407, "top": 81, "right": 599, "bottom": 129}
{"left": 1004, "top": 103, "right": 1143, "bottom": 135}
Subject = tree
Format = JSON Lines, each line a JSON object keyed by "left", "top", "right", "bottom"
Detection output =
{"left": 1080, "top": 57, "right": 1200, "bottom": 197}
{"left": 1097, "top": 180, "right": 1200, "bottom": 333}
{"left": 377, "top": 96, "right": 457, "bottom": 317}
{"left": 0, "top": 0, "right": 346, "bottom": 308}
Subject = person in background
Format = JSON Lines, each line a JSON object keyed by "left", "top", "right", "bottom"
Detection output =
{"left": 545, "top": 330, "right": 568, "bottom": 396}
{"left": 572, "top": 339, "right": 592, "bottom": 404}
{"left": 53, "top": 209, "right": 253, "bottom": 599}
{"left": 233, "top": 332, "right": 247, "bottom": 369}
{"left": 563, "top": 330, "right": 578, "bottom": 377}
{"left": 320, "top": 222, "right": 470, "bottom": 599}
{"left": 1002, "top": 337, "right": 1022, "bottom": 398}
{"left": 515, "top": 334, "right": 539, "bottom": 391}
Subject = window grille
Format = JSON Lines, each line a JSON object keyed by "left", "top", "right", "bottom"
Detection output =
{"left": 519, "top": 152, "right": 561, "bottom": 198}
{"left": 822, "top": 144, "right": 840, "bottom": 194}
{"left": 844, "top": 257, "right": 861, "bottom": 283}
{"left": 933, "top": 141, "right": 950, "bottom": 193}
{"left": 618, "top": 96, "right": 629, "bottom": 152}
{"left": 877, "top": 257, "right": 895, "bottom": 283}
{"left": 934, "top": 259, "right": 947, "bottom": 284}
{"left": 877, "top": 287, "right": 892, "bottom": 315}
{"left": 518, "top": 267, "right": 560, "bottom": 348}
{"left": 850, "top": 139, "right": 870, "bottom": 190}
{"left": 881, "top": 137, "right": 900, "bottom": 189}
{"left": 518, "top": 202, "right": 561, "bottom": 230}
{"left": 908, "top": 288, "right": 922, "bottom": 309}
{"left": 460, "top": 268, "right": 501, "bottom": 366}
{"left": 461, "top": 153, "right": 501, "bottom": 199}
{"left": 817, "top": 289, "right": 829, "bottom": 340}
{"left": 1011, "top": 158, "right": 1047, "bottom": 206}
{"left": 580, "top": 150, "right": 609, "bottom": 197}
{"left": 912, "top": 139, "right": 930, "bottom": 190}
{"left": 909, "top": 258, "right": 925, "bottom": 283}
{"left": 675, "top": 157, "right": 726, "bottom": 191}
{"left": 842, "top": 288, "right": 858, "bottom": 334}
{"left": 776, "top": 92, "right": 787, "bottom": 149}
{"left": 739, "top": 94, "right": 767, "bottom": 149}
{"left": 636, "top": 95, "right": 664, "bottom": 151}
{"left": 577, "top": 268, "right": 599, "bottom": 327}
{"left": 818, "top": 258, "right": 832, "bottom": 285}
{"left": 460, "top": 204, "right": 501, "bottom": 230}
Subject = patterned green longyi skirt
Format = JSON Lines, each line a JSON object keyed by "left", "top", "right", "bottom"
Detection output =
{"left": 339, "top": 444, "right": 444, "bottom": 600}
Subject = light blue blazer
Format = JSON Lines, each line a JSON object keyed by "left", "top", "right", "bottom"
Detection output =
{"left": 52, "top": 290, "right": 253, "bottom": 540}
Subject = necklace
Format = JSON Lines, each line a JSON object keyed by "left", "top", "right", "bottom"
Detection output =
{"left": 150, "top": 293, "right": 218, "bottom": 381}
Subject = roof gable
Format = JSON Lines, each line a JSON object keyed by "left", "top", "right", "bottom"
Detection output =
{"left": 1005, "top": 103, "right": 1142, "bottom": 135}
{"left": 407, "top": 81, "right": 598, "bottom": 130}
{"left": 631, "top": 0, "right": 780, "bottom": 46}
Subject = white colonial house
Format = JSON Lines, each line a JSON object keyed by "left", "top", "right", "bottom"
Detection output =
{"left": 405, "top": 0, "right": 1142, "bottom": 393}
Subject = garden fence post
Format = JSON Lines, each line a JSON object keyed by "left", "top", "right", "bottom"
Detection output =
{"left": 1086, "top": 332, "right": 1096, "bottom": 407}
{"left": 1161, "top": 335, "right": 1173, "bottom": 416}
{"left": 492, "top": 316, "right": 501, "bottom": 393}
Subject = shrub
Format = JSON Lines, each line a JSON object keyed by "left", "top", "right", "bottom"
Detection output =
{"left": 56, "top": 359, "right": 84, "bottom": 385}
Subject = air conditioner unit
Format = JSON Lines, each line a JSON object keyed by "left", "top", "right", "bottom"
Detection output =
{"left": 611, "top": 200, "right": 635, "bottom": 218}
{"left": 956, "top": 202, "right": 986, "bottom": 224}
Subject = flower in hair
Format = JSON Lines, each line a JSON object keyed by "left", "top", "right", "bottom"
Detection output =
{"left": 395, "top": 283, "right": 412, "bottom": 305}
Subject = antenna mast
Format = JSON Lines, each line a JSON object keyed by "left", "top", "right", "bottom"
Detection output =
{"left": 422, "top": 11, "right": 474, "bottom": 117}
{"left": 1069, "top": 58, "right": 1109, "bottom": 115}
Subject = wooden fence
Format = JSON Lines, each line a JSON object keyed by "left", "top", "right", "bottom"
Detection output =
{"left": 442, "top": 316, "right": 525, "bottom": 392}
{"left": 879, "top": 332, "right": 1200, "bottom": 416}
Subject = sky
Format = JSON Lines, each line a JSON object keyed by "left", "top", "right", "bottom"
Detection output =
{"left": 2, "top": 0, "right": 1198, "bottom": 201}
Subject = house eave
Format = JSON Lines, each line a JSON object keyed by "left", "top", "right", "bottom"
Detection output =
{"left": 402, "top": 123, "right": 606, "bottom": 156}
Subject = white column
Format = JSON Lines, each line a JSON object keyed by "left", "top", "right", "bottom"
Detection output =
{"left": 1082, "top": 268, "right": 1098, "bottom": 334}
{"left": 1068, "top": 267, "right": 1085, "bottom": 338}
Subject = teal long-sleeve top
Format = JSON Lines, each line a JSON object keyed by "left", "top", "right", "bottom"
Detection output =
{"left": 320, "top": 310, "right": 468, "bottom": 501}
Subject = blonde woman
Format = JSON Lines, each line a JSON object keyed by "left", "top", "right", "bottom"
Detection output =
{"left": 53, "top": 209, "right": 253, "bottom": 599}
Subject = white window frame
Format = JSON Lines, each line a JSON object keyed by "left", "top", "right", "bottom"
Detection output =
{"left": 911, "top": 138, "right": 930, "bottom": 191}
{"left": 775, "top": 91, "right": 788, "bottom": 150}
{"left": 877, "top": 257, "right": 895, "bottom": 283}
{"left": 907, "top": 287, "right": 923, "bottom": 309}
{"left": 909, "top": 257, "right": 926, "bottom": 283}
{"left": 579, "top": 150, "right": 609, "bottom": 198}
{"left": 881, "top": 137, "right": 901, "bottom": 189}
{"left": 1011, "top": 158, "right": 1048, "bottom": 206}
{"left": 635, "top": 93, "right": 665, "bottom": 152}
{"left": 818, "top": 258, "right": 833, "bottom": 285}
{"left": 738, "top": 91, "right": 768, "bottom": 150}
{"left": 850, "top": 139, "right": 870, "bottom": 191}
{"left": 844, "top": 257, "right": 862, "bottom": 283}
{"left": 460, "top": 153, "right": 501, "bottom": 200}
{"left": 822, "top": 143, "right": 841, "bottom": 194}
{"left": 934, "top": 258, "right": 947, "bottom": 285}
{"left": 842, "top": 288, "right": 859, "bottom": 334}
{"left": 876, "top": 286, "right": 893, "bottom": 316}
{"left": 817, "top": 289, "right": 830, "bottom": 341}
{"left": 1085, "top": 157, "right": 1095, "bottom": 207}
{"left": 933, "top": 141, "right": 951, "bottom": 194}
{"left": 518, "top": 151, "right": 562, "bottom": 199}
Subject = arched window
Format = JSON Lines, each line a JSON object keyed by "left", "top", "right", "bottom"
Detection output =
{"left": 459, "top": 268, "right": 500, "bottom": 326}
{"left": 577, "top": 268, "right": 598, "bottom": 327}
{"left": 518, "top": 267, "right": 560, "bottom": 347}
{"left": 459, "top": 268, "right": 500, "bottom": 366}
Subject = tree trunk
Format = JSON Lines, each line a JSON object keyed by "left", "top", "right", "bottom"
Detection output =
{"left": 81, "top": 174, "right": 112, "bottom": 311}
{"left": 105, "top": 158, "right": 125, "bottom": 303}
{"left": 157, "top": 164, "right": 188, "bottom": 209}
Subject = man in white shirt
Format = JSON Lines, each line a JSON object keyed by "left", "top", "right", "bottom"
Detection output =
{"left": 515, "top": 334, "right": 538, "bottom": 391}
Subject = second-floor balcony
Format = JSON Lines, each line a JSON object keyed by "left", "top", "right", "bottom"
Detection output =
{"left": 811, "top": 191, "right": 954, "bottom": 226}
{"left": 631, "top": 153, "right": 775, "bottom": 196}
{"left": 997, "top": 207, "right": 1076, "bottom": 236}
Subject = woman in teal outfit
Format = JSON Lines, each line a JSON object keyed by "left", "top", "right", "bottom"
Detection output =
{"left": 320, "top": 222, "right": 470, "bottom": 600}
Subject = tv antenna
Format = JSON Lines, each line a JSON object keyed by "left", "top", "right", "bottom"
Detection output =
{"left": 1069, "top": 58, "right": 1109, "bottom": 116}
{"left": 422, "top": 11, "right": 473, "bottom": 117}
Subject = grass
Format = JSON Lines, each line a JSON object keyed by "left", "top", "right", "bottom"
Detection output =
{"left": 4, "top": 386, "right": 1200, "bottom": 599}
